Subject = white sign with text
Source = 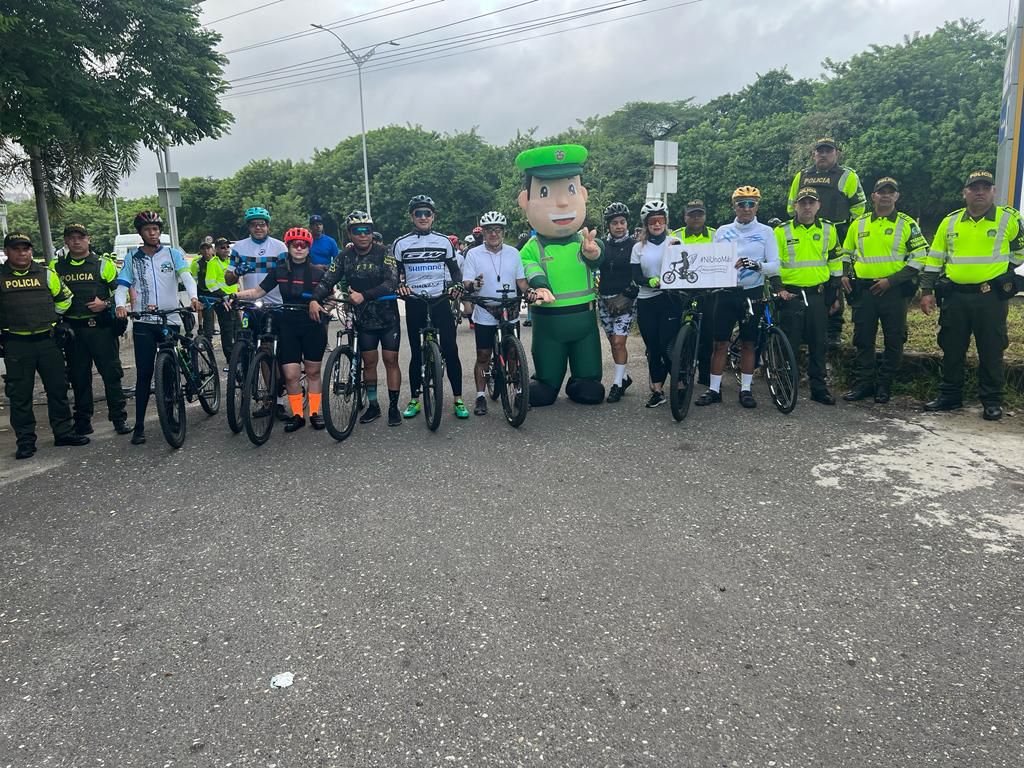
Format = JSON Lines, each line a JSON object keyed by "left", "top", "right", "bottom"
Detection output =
{"left": 659, "top": 242, "right": 738, "bottom": 289}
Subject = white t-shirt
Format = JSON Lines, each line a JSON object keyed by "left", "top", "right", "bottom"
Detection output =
{"left": 631, "top": 239, "right": 669, "bottom": 299}
{"left": 463, "top": 244, "right": 524, "bottom": 326}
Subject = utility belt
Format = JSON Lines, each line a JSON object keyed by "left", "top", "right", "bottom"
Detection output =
{"left": 1, "top": 328, "right": 57, "bottom": 343}
{"left": 64, "top": 313, "right": 112, "bottom": 328}
{"left": 939, "top": 273, "right": 1020, "bottom": 301}
{"left": 850, "top": 275, "right": 918, "bottom": 299}
{"left": 532, "top": 300, "right": 595, "bottom": 316}
{"left": 782, "top": 282, "right": 827, "bottom": 295}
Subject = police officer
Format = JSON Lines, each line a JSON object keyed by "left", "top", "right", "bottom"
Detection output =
{"left": 670, "top": 199, "right": 717, "bottom": 385}
{"left": 191, "top": 240, "right": 234, "bottom": 362}
{"left": 916, "top": 171, "right": 1024, "bottom": 420}
{"left": 774, "top": 188, "right": 843, "bottom": 405}
{"left": 840, "top": 178, "right": 929, "bottom": 404}
{"left": 54, "top": 224, "right": 130, "bottom": 436}
{"left": 788, "top": 137, "right": 867, "bottom": 346}
{"left": 0, "top": 232, "right": 89, "bottom": 459}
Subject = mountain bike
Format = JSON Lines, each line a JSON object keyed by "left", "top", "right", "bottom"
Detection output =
{"left": 667, "top": 289, "right": 723, "bottom": 422}
{"left": 401, "top": 290, "right": 453, "bottom": 432}
{"left": 240, "top": 303, "right": 311, "bottom": 446}
{"left": 225, "top": 300, "right": 265, "bottom": 434}
{"left": 128, "top": 304, "right": 220, "bottom": 449}
{"left": 726, "top": 290, "right": 799, "bottom": 413}
{"left": 322, "top": 293, "right": 397, "bottom": 442}
{"left": 465, "top": 285, "right": 530, "bottom": 427}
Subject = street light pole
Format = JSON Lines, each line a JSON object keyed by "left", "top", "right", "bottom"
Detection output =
{"left": 312, "top": 24, "right": 398, "bottom": 218}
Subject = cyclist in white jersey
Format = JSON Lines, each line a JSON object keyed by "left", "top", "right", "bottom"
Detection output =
{"left": 224, "top": 207, "right": 286, "bottom": 303}
{"left": 391, "top": 194, "right": 468, "bottom": 419}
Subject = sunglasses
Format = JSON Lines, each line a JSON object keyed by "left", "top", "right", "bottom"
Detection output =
{"left": 412, "top": 209, "right": 434, "bottom": 218}
{"left": 289, "top": 241, "right": 309, "bottom": 249}
{"left": 735, "top": 200, "right": 758, "bottom": 209}
{"left": 483, "top": 226, "right": 504, "bottom": 233}
{"left": 350, "top": 226, "right": 372, "bottom": 236}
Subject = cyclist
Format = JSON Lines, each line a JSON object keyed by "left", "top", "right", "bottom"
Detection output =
{"left": 630, "top": 200, "right": 681, "bottom": 408}
{"left": 113, "top": 211, "right": 201, "bottom": 445}
{"left": 310, "top": 210, "right": 403, "bottom": 427}
{"left": 697, "top": 186, "right": 780, "bottom": 409}
{"left": 391, "top": 195, "right": 468, "bottom": 419}
{"left": 598, "top": 202, "right": 636, "bottom": 402}
{"left": 461, "top": 211, "right": 530, "bottom": 416}
{"left": 233, "top": 227, "right": 328, "bottom": 432}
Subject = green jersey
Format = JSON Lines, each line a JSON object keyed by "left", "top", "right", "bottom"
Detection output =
{"left": 520, "top": 234, "right": 604, "bottom": 309}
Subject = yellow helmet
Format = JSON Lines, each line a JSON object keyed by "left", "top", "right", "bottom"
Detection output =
{"left": 731, "top": 185, "right": 761, "bottom": 201}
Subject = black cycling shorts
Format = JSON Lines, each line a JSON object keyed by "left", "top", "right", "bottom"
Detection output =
{"left": 358, "top": 322, "right": 401, "bottom": 353}
{"left": 277, "top": 315, "right": 327, "bottom": 364}
{"left": 711, "top": 286, "right": 763, "bottom": 343}
{"left": 473, "top": 323, "right": 499, "bottom": 350}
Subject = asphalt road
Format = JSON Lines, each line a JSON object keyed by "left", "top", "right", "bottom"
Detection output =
{"left": 2, "top": 324, "right": 1023, "bottom": 768}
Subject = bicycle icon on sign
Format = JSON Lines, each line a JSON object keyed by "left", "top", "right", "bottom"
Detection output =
{"left": 661, "top": 251, "right": 699, "bottom": 285}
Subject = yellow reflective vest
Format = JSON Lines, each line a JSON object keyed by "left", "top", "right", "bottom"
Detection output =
{"left": 842, "top": 211, "right": 929, "bottom": 279}
{"left": 774, "top": 219, "right": 841, "bottom": 287}
{"left": 919, "top": 206, "right": 1024, "bottom": 284}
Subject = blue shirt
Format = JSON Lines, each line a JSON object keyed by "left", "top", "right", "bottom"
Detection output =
{"left": 309, "top": 234, "right": 340, "bottom": 267}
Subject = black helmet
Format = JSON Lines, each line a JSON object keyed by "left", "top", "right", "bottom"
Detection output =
{"left": 408, "top": 194, "right": 436, "bottom": 213}
{"left": 603, "top": 202, "right": 629, "bottom": 222}
{"left": 133, "top": 210, "right": 164, "bottom": 231}
{"left": 372, "top": 231, "right": 383, "bottom": 243}
{"left": 345, "top": 210, "right": 374, "bottom": 229}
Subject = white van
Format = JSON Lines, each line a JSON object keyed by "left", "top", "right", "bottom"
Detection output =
{"left": 112, "top": 232, "right": 172, "bottom": 268}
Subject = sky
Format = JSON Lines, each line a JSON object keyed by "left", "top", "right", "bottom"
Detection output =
{"left": 111, "top": 0, "right": 1011, "bottom": 197}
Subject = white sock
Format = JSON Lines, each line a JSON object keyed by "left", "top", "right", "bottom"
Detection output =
{"left": 277, "top": 395, "right": 287, "bottom": 405}
{"left": 614, "top": 364, "right": 626, "bottom": 386}
{"left": 477, "top": 391, "right": 485, "bottom": 399}
{"left": 709, "top": 374, "right": 722, "bottom": 393}
{"left": 741, "top": 373, "right": 753, "bottom": 391}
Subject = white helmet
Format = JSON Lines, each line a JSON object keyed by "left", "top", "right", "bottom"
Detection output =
{"left": 640, "top": 199, "right": 668, "bottom": 222}
{"left": 464, "top": 234, "right": 475, "bottom": 244}
{"left": 479, "top": 211, "right": 507, "bottom": 227}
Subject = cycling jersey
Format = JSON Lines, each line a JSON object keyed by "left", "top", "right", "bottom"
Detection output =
{"left": 313, "top": 243, "right": 399, "bottom": 331}
{"left": 630, "top": 238, "right": 669, "bottom": 299}
{"left": 228, "top": 236, "right": 286, "bottom": 303}
{"left": 713, "top": 219, "right": 780, "bottom": 289}
{"left": 257, "top": 258, "right": 327, "bottom": 305}
{"left": 391, "top": 230, "right": 462, "bottom": 297}
{"left": 114, "top": 246, "right": 197, "bottom": 326}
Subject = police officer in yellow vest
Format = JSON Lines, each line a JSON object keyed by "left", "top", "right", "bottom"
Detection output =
{"left": 191, "top": 239, "right": 235, "bottom": 362}
{"left": 54, "top": 223, "right": 131, "bottom": 436}
{"left": 0, "top": 232, "right": 90, "bottom": 459}
{"left": 839, "top": 178, "right": 929, "bottom": 404}
{"left": 774, "top": 187, "right": 843, "bottom": 404}
{"left": 669, "top": 199, "right": 716, "bottom": 385}
{"left": 916, "top": 170, "right": 1024, "bottom": 421}
{"left": 788, "top": 137, "right": 867, "bottom": 346}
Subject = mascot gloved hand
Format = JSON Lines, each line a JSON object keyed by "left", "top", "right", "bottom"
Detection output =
{"left": 515, "top": 144, "right": 605, "bottom": 406}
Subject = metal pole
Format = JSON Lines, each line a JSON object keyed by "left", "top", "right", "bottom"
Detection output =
{"left": 163, "top": 147, "right": 180, "bottom": 251}
{"left": 356, "top": 64, "right": 372, "bottom": 217}
{"left": 112, "top": 194, "right": 121, "bottom": 236}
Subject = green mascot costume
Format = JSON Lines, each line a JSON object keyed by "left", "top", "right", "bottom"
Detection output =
{"left": 516, "top": 144, "right": 605, "bottom": 406}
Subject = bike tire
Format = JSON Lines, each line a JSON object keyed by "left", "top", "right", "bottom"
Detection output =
{"left": 421, "top": 339, "right": 443, "bottom": 432}
{"left": 685, "top": 271, "right": 699, "bottom": 284}
{"left": 154, "top": 349, "right": 186, "bottom": 448}
{"left": 486, "top": 355, "right": 499, "bottom": 401}
{"left": 192, "top": 336, "right": 221, "bottom": 415}
{"left": 764, "top": 326, "right": 798, "bottom": 414}
{"left": 662, "top": 271, "right": 677, "bottom": 285}
{"left": 322, "top": 344, "right": 359, "bottom": 442}
{"left": 226, "top": 339, "right": 252, "bottom": 434}
{"left": 727, "top": 328, "right": 742, "bottom": 387}
{"left": 499, "top": 334, "right": 530, "bottom": 428}
{"left": 242, "top": 349, "right": 278, "bottom": 446}
{"left": 668, "top": 323, "right": 698, "bottom": 422}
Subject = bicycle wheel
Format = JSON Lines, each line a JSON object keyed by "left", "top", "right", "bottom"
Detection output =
{"left": 668, "top": 323, "right": 698, "bottom": 422}
{"left": 322, "top": 344, "right": 359, "bottom": 442}
{"left": 726, "top": 328, "right": 742, "bottom": 386}
{"left": 485, "top": 354, "right": 499, "bottom": 401}
{"left": 242, "top": 349, "right": 278, "bottom": 446}
{"left": 226, "top": 339, "right": 252, "bottom": 434}
{"left": 499, "top": 334, "right": 530, "bottom": 428}
{"left": 421, "top": 338, "right": 443, "bottom": 432}
{"left": 154, "top": 349, "right": 186, "bottom": 448}
{"left": 192, "top": 336, "right": 221, "bottom": 415}
{"left": 661, "top": 270, "right": 677, "bottom": 285}
{"left": 764, "top": 326, "right": 798, "bottom": 414}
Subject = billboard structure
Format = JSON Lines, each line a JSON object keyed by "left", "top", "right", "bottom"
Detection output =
{"left": 997, "top": 0, "right": 1024, "bottom": 208}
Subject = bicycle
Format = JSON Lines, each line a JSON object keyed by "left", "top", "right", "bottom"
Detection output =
{"left": 661, "top": 253, "right": 699, "bottom": 286}
{"left": 321, "top": 293, "right": 397, "bottom": 442}
{"left": 240, "top": 303, "right": 313, "bottom": 446}
{"left": 465, "top": 285, "right": 530, "bottom": 427}
{"left": 225, "top": 300, "right": 264, "bottom": 434}
{"left": 666, "top": 289, "right": 724, "bottom": 422}
{"left": 726, "top": 290, "right": 799, "bottom": 414}
{"left": 401, "top": 290, "right": 454, "bottom": 432}
{"left": 128, "top": 303, "right": 220, "bottom": 449}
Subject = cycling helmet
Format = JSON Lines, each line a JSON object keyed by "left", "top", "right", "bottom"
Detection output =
{"left": 372, "top": 231, "right": 383, "bottom": 243}
{"left": 767, "top": 217, "right": 782, "bottom": 229}
{"left": 448, "top": 234, "right": 460, "bottom": 248}
{"left": 408, "top": 195, "right": 436, "bottom": 213}
{"left": 244, "top": 206, "right": 271, "bottom": 223}
{"left": 479, "top": 211, "right": 507, "bottom": 228}
{"left": 283, "top": 227, "right": 313, "bottom": 246}
{"left": 731, "top": 186, "right": 761, "bottom": 201}
{"left": 603, "top": 202, "right": 630, "bottom": 222}
{"left": 640, "top": 199, "right": 668, "bottom": 222}
{"left": 133, "top": 210, "right": 163, "bottom": 231}
{"left": 345, "top": 210, "right": 374, "bottom": 229}
{"left": 464, "top": 234, "right": 475, "bottom": 244}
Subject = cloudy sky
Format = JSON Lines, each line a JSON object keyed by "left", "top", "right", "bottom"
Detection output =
{"left": 118, "top": 0, "right": 1010, "bottom": 196}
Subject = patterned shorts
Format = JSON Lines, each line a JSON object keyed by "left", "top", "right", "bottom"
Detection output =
{"left": 598, "top": 295, "right": 636, "bottom": 336}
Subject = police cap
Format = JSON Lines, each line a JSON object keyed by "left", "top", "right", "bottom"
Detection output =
{"left": 873, "top": 177, "right": 899, "bottom": 192}
{"left": 63, "top": 223, "right": 88, "bottom": 236}
{"left": 795, "top": 187, "right": 820, "bottom": 202}
{"left": 3, "top": 232, "right": 32, "bottom": 248}
{"left": 964, "top": 170, "right": 995, "bottom": 188}
{"left": 813, "top": 137, "right": 838, "bottom": 150}
{"left": 515, "top": 144, "right": 588, "bottom": 180}
{"left": 684, "top": 199, "right": 706, "bottom": 213}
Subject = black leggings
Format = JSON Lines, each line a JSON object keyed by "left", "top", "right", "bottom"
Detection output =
{"left": 405, "top": 298, "right": 462, "bottom": 397}
{"left": 636, "top": 293, "right": 681, "bottom": 386}
{"left": 132, "top": 322, "right": 172, "bottom": 427}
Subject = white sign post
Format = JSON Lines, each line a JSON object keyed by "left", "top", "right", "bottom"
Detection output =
{"left": 659, "top": 242, "right": 738, "bottom": 290}
{"left": 651, "top": 140, "right": 678, "bottom": 204}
